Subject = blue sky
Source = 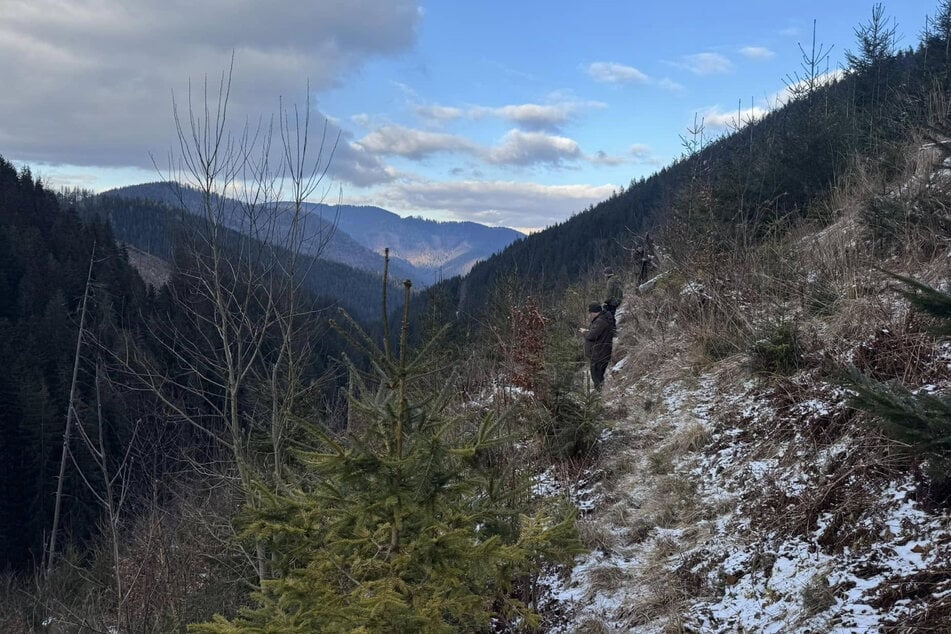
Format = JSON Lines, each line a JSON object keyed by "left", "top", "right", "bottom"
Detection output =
{"left": 0, "top": 0, "right": 940, "bottom": 231}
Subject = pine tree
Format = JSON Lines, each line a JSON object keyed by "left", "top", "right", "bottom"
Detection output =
{"left": 886, "top": 271, "right": 951, "bottom": 336}
{"left": 844, "top": 3, "right": 897, "bottom": 72}
{"left": 192, "top": 281, "right": 580, "bottom": 633}
{"left": 844, "top": 273, "right": 951, "bottom": 480}
{"left": 846, "top": 371, "right": 951, "bottom": 455}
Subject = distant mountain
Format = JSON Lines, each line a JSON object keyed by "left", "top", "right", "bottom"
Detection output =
{"left": 103, "top": 182, "right": 418, "bottom": 283}
{"left": 105, "top": 183, "right": 522, "bottom": 286}
{"left": 76, "top": 191, "right": 403, "bottom": 323}
{"left": 304, "top": 203, "right": 523, "bottom": 283}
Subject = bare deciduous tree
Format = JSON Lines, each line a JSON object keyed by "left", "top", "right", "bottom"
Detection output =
{"left": 120, "top": 59, "right": 340, "bottom": 586}
{"left": 784, "top": 20, "right": 834, "bottom": 101}
{"left": 47, "top": 243, "right": 96, "bottom": 573}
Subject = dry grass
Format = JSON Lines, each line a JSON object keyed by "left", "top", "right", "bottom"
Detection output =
{"left": 586, "top": 562, "right": 631, "bottom": 592}
{"left": 850, "top": 312, "right": 944, "bottom": 385}
{"left": 648, "top": 448, "right": 675, "bottom": 475}
{"left": 576, "top": 518, "right": 618, "bottom": 553}
{"left": 747, "top": 434, "right": 907, "bottom": 553}
{"left": 550, "top": 131, "right": 951, "bottom": 631}
{"left": 668, "top": 421, "right": 713, "bottom": 454}
{"left": 801, "top": 571, "right": 837, "bottom": 617}
{"left": 880, "top": 575, "right": 951, "bottom": 632}
{"left": 618, "top": 542, "right": 693, "bottom": 632}
{"left": 647, "top": 476, "right": 699, "bottom": 529}
{"left": 573, "top": 617, "right": 614, "bottom": 633}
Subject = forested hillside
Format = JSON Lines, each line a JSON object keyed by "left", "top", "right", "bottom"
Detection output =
{"left": 74, "top": 192, "right": 402, "bottom": 322}
{"left": 104, "top": 182, "right": 521, "bottom": 285}
{"left": 0, "top": 156, "right": 370, "bottom": 576}
{"left": 0, "top": 158, "right": 153, "bottom": 569}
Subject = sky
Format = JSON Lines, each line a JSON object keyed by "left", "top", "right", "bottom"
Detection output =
{"left": 0, "top": 0, "right": 941, "bottom": 232}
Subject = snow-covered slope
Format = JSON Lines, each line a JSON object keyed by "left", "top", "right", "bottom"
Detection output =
{"left": 539, "top": 151, "right": 951, "bottom": 633}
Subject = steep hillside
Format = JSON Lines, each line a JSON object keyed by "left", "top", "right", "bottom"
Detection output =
{"left": 103, "top": 182, "right": 419, "bottom": 282}
{"left": 78, "top": 192, "right": 402, "bottom": 322}
{"left": 0, "top": 158, "right": 154, "bottom": 570}
{"left": 539, "top": 140, "right": 951, "bottom": 632}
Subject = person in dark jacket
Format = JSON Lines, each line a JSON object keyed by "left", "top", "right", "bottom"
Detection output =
{"left": 580, "top": 302, "right": 615, "bottom": 390}
{"left": 604, "top": 267, "right": 623, "bottom": 315}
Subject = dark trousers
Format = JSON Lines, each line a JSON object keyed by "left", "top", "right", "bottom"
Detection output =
{"left": 590, "top": 357, "right": 609, "bottom": 390}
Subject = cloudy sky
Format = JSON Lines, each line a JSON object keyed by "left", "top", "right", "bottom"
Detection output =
{"left": 1, "top": 0, "right": 939, "bottom": 231}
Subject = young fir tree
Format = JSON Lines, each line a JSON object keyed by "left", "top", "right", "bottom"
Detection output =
{"left": 192, "top": 278, "right": 580, "bottom": 634}
{"left": 845, "top": 273, "right": 951, "bottom": 480}
{"left": 887, "top": 272, "right": 951, "bottom": 336}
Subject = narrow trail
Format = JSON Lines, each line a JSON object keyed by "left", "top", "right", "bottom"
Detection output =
{"left": 543, "top": 301, "right": 729, "bottom": 631}
{"left": 543, "top": 270, "right": 951, "bottom": 632}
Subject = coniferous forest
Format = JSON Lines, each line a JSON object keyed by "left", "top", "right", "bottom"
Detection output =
{"left": 4, "top": 2, "right": 951, "bottom": 632}
{"left": 0, "top": 159, "right": 152, "bottom": 570}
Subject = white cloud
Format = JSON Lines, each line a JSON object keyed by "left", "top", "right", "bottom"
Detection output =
{"left": 485, "top": 130, "right": 582, "bottom": 166}
{"left": 0, "top": 0, "right": 421, "bottom": 170}
{"left": 587, "top": 62, "right": 650, "bottom": 84}
{"left": 739, "top": 46, "right": 775, "bottom": 60}
{"left": 354, "top": 124, "right": 586, "bottom": 168}
{"left": 467, "top": 99, "right": 605, "bottom": 131}
{"left": 355, "top": 125, "right": 476, "bottom": 158}
{"left": 629, "top": 144, "right": 652, "bottom": 158}
{"left": 590, "top": 150, "right": 625, "bottom": 166}
{"left": 478, "top": 104, "right": 574, "bottom": 129}
{"left": 415, "top": 104, "right": 465, "bottom": 122}
{"left": 678, "top": 52, "right": 733, "bottom": 75}
{"left": 702, "top": 105, "right": 769, "bottom": 130}
{"left": 412, "top": 99, "right": 605, "bottom": 132}
{"left": 588, "top": 144, "right": 654, "bottom": 167}
{"left": 368, "top": 179, "right": 618, "bottom": 229}
{"left": 333, "top": 137, "right": 397, "bottom": 188}
{"left": 350, "top": 114, "right": 374, "bottom": 129}
{"left": 659, "top": 78, "right": 685, "bottom": 92}
{"left": 354, "top": 122, "right": 587, "bottom": 169}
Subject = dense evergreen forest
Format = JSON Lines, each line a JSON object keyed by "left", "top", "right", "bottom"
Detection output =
{"left": 0, "top": 158, "right": 374, "bottom": 572}
{"left": 0, "top": 158, "right": 154, "bottom": 569}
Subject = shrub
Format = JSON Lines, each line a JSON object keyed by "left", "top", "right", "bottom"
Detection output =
{"left": 749, "top": 321, "right": 804, "bottom": 375}
{"left": 801, "top": 573, "right": 836, "bottom": 616}
{"left": 842, "top": 274, "right": 951, "bottom": 500}
{"left": 860, "top": 177, "right": 951, "bottom": 257}
{"left": 860, "top": 194, "right": 909, "bottom": 252}
{"left": 192, "top": 289, "right": 582, "bottom": 633}
{"left": 804, "top": 275, "right": 840, "bottom": 316}
{"left": 537, "top": 383, "right": 603, "bottom": 461}
{"left": 702, "top": 334, "right": 741, "bottom": 362}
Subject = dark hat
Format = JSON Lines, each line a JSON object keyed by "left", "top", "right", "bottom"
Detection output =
{"left": 604, "top": 267, "right": 614, "bottom": 276}
{"left": 588, "top": 302, "right": 603, "bottom": 313}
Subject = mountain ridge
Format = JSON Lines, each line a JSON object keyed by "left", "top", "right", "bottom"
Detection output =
{"left": 105, "top": 183, "right": 521, "bottom": 285}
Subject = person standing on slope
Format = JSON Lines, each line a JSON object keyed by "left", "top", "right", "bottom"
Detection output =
{"left": 604, "top": 267, "right": 623, "bottom": 316}
{"left": 580, "top": 302, "right": 615, "bottom": 390}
